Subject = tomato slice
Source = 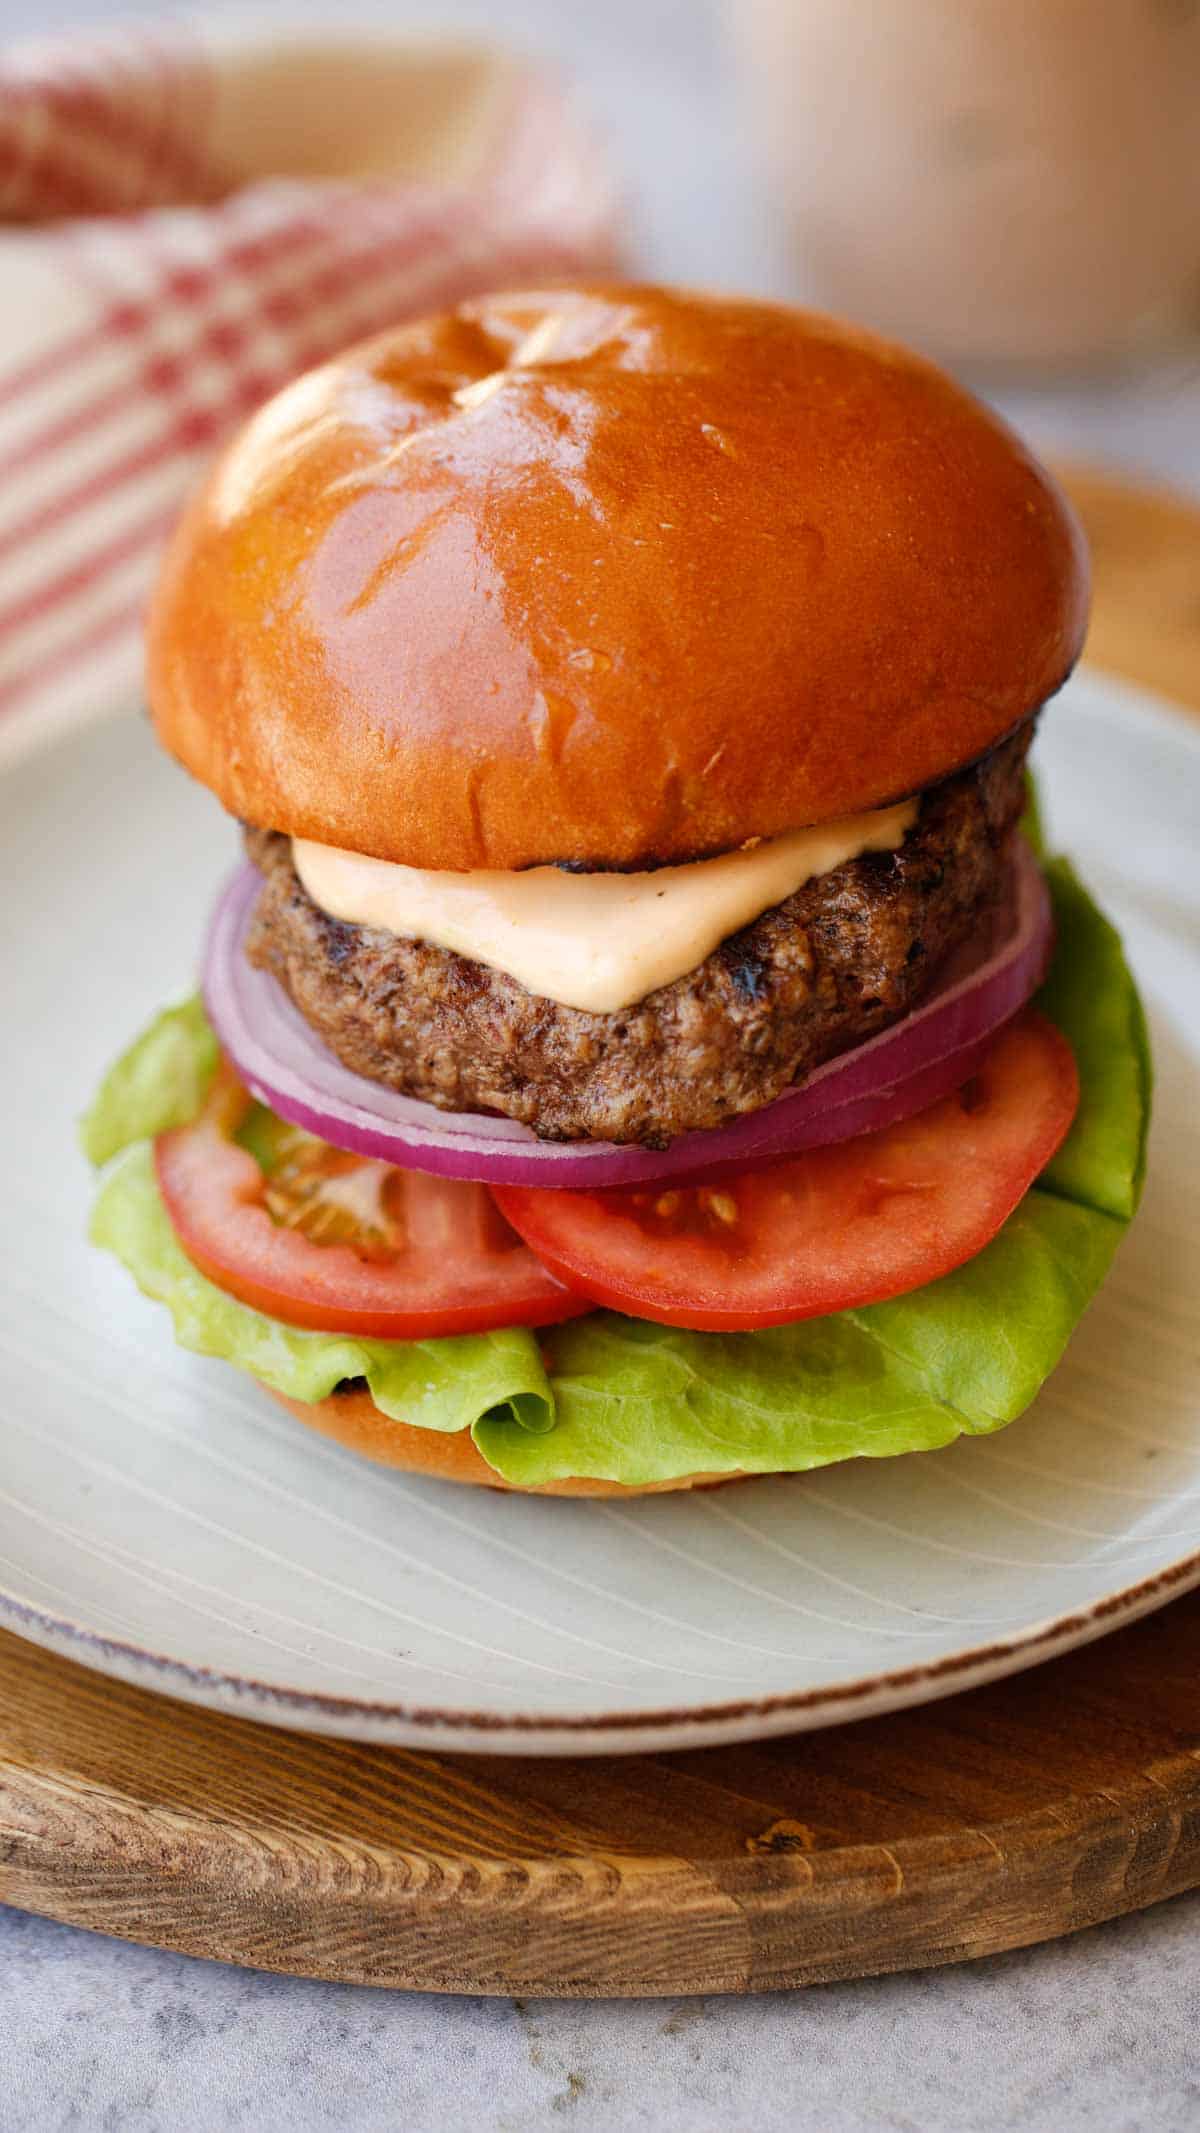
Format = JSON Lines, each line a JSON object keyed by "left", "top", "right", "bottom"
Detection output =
{"left": 155, "top": 1064, "right": 589, "bottom": 1338}
{"left": 492, "top": 1011, "right": 1080, "bottom": 1332}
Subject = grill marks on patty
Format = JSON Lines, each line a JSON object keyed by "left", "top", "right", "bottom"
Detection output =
{"left": 242, "top": 726, "right": 1034, "bottom": 1147}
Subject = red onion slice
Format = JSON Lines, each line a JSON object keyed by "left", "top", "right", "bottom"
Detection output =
{"left": 202, "top": 838, "right": 1052, "bottom": 1190}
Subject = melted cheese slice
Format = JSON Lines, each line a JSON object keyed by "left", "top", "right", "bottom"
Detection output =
{"left": 293, "top": 801, "right": 918, "bottom": 1015}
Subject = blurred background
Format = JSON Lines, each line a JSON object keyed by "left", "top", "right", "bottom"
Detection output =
{"left": 3, "top": 0, "right": 1200, "bottom": 749}
{"left": 10, "top": 0, "right": 1198, "bottom": 450}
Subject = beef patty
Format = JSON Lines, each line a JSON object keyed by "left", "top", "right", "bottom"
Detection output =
{"left": 243, "top": 724, "right": 1033, "bottom": 1147}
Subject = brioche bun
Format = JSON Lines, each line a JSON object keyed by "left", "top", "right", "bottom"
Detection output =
{"left": 147, "top": 284, "right": 1088, "bottom": 872}
{"left": 267, "top": 1386, "right": 737, "bottom": 1496}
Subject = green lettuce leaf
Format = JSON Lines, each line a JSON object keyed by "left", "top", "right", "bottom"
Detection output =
{"left": 480, "top": 848, "right": 1151, "bottom": 1487}
{"left": 90, "top": 1142, "right": 553, "bottom": 1440}
{"left": 80, "top": 994, "right": 218, "bottom": 1166}
{"left": 84, "top": 836, "right": 1150, "bottom": 1488}
{"left": 1036, "top": 858, "right": 1151, "bottom": 1221}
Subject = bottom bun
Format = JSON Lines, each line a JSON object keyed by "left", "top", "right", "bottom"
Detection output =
{"left": 266, "top": 1386, "right": 741, "bottom": 1497}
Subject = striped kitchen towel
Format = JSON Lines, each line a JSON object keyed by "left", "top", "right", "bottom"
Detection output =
{"left": 0, "top": 22, "right": 617, "bottom": 761}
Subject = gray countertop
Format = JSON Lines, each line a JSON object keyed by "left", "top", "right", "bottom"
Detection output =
{"left": 4, "top": 2, "right": 1200, "bottom": 2127}
{"left": 5, "top": 1894, "right": 1200, "bottom": 2133}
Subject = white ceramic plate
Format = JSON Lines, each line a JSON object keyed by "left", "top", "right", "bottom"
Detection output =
{"left": 1, "top": 669, "right": 1198, "bottom": 1754}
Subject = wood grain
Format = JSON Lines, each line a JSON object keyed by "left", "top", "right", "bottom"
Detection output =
{"left": 1, "top": 465, "right": 1198, "bottom": 1994}
{"left": 1057, "top": 462, "right": 1200, "bottom": 714}
{"left": 4, "top": 1593, "right": 1200, "bottom": 1993}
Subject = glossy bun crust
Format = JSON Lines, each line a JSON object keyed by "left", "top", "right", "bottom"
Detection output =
{"left": 148, "top": 285, "right": 1088, "bottom": 870}
{"left": 267, "top": 1387, "right": 736, "bottom": 1496}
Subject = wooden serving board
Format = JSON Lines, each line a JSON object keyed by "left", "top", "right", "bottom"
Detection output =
{"left": 2, "top": 467, "right": 1199, "bottom": 1996}
{"left": 4, "top": 1594, "right": 1200, "bottom": 1995}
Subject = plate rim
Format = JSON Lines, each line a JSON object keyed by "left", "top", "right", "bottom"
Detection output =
{"left": 3, "top": 1541, "right": 1200, "bottom": 1751}
{"left": 2, "top": 661, "right": 1197, "bottom": 1752}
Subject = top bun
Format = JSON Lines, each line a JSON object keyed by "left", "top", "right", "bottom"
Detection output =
{"left": 147, "top": 285, "right": 1088, "bottom": 871}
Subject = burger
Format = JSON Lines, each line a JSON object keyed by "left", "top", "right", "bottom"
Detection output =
{"left": 83, "top": 285, "right": 1150, "bottom": 1496}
